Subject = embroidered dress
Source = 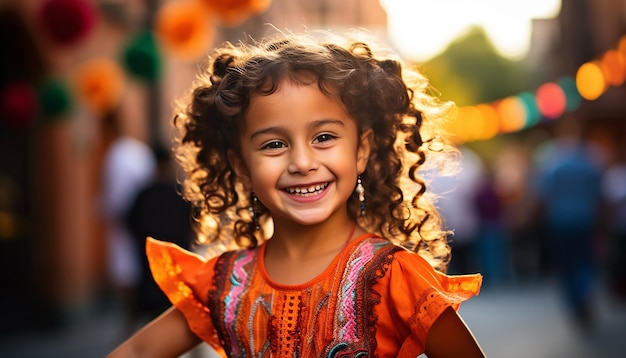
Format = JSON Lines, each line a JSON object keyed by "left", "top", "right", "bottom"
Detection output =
{"left": 147, "top": 233, "right": 482, "bottom": 357}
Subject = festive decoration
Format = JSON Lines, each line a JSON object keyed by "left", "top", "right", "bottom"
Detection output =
{"left": 600, "top": 49, "right": 626, "bottom": 86}
{"left": 516, "top": 92, "right": 541, "bottom": 127}
{"left": 37, "top": 0, "right": 98, "bottom": 46}
{"left": 73, "top": 57, "right": 125, "bottom": 116}
{"left": 121, "top": 31, "right": 162, "bottom": 84}
{"left": 37, "top": 78, "right": 73, "bottom": 121}
{"left": 155, "top": 0, "right": 214, "bottom": 61}
{"left": 0, "top": 82, "right": 38, "bottom": 129}
{"left": 535, "top": 82, "right": 566, "bottom": 120}
{"left": 495, "top": 97, "right": 525, "bottom": 134}
{"left": 575, "top": 61, "right": 605, "bottom": 101}
{"left": 557, "top": 76, "right": 582, "bottom": 112}
{"left": 199, "top": 0, "right": 272, "bottom": 27}
{"left": 452, "top": 34, "right": 626, "bottom": 144}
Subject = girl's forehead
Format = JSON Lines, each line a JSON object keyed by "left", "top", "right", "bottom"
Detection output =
{"left": 243, "top": 81, "right": 352, "bottom": 129}
{"left": 248, "top": 79, "right": 342, "bottom": 110}
{"left": 251, "top": 73, "right": 340, "bottom": 104}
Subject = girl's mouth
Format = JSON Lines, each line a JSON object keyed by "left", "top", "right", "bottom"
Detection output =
{"left": 284, "top": 182, "right": 329, "bottom": 196}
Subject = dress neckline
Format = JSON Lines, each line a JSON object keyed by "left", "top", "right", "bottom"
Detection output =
{"left": 257, "top": 232, "right": 377, "bottom": 290}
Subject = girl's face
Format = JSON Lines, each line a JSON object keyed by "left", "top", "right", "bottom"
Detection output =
{"left": 238, "top": 80, "right": 371, "bottom": 228}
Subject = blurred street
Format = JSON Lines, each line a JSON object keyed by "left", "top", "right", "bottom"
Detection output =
{"left": 1, "top": 279, "right": 625, "bottom": 358}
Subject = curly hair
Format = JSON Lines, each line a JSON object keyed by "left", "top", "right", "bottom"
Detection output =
{"left": 172, "top": 30, "right": 458, "bottom": 271}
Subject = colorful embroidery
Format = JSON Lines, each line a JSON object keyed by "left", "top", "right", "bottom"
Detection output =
{"left": 208, "top": 236, "right": 400, "bottom": 357}
{"left": 147, "top": 235, "right": 482, "bottom": 357}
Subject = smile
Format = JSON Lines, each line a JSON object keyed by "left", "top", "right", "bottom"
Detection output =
{"left": 284, "top": 182, "right": 329, "bottom": 196}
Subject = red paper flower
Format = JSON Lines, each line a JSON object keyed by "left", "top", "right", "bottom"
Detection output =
{"left": 0, "top": 82, "right": 38, "bottom": 129}
{"left": 37, "top": 0, "right": 98, "bottom": 46}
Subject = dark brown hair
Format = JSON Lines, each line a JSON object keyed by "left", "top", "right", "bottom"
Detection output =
{"left": 173, "top": 31, "right": 457, "bottom": 271}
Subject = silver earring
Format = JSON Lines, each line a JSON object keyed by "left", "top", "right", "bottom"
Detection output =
{"left": 249, "top": 192, "right": 260, "bottom": 230}
{"left": 356, "top": 176, "right": 365, "bottom": 215}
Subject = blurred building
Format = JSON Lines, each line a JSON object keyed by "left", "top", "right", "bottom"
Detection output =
{"left": 528, "top": 0, "right": 626, "bottom": 156}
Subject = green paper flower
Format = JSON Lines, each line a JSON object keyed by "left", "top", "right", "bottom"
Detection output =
{"left": 121, "top": 31, "right": 162, "bottom": 84}
{"left": 37, "top": 78, "right": 72, "bottom": 121}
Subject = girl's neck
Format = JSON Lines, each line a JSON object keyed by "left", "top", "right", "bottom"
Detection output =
{"left": 268, "top": 215, "right": 361, "bottom": 258}
{"left": 263, "top": 219, "right": 364, "bottom": 285}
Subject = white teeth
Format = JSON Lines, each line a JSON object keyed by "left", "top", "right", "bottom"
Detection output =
{"left": 285, "top": 183, "right": 328, "bottom": 196}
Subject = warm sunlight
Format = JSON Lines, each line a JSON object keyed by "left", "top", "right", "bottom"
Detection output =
{"left": 380, "top": 0, "right": 562, "bottom": 61}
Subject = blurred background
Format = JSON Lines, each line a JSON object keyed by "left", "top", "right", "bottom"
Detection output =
{"left": 0, "top": 0, "right": 625, "bottom": 357}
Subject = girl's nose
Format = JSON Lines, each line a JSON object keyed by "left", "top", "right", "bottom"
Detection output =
{"left": 287, "top": 144, "right": 319, "bottom": 174}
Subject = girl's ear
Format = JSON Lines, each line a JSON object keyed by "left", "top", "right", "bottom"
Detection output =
{"left": 227, "top": 150, "right": 252, "bottom": 189}
{"left": 357, "top": 128, "right": 374, "bottom": 174}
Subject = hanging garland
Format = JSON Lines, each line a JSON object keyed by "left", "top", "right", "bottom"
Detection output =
{"left": 7, "top": 0, "right": 271, "bottom": 126}
{"left": 449, "top": 34, "right": 626, "bottom": 144}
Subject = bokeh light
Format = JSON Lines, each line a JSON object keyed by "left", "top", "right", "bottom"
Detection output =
{"left": 600, "top": 49, "right": 626, "bottom": 86}
{"left": 496, "top": 97, "right": 526, "bottom": 133}
{"left": 516, "top": 92, "right": 541, "bottom": 127}
{"left": 557, "top": 76, "right": 582, "bottom": 112}
{"left": 476, "top": 103, "right": 499, "bottom": 140}
{"left": 576, "top": 61, "right": 606, "bottom": 100}
{"left": 535, "top": 82, "right": 566, "bottom": 120}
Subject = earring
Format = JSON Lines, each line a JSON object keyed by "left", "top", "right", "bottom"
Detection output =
{"left": 249, "top": 192, "right": 260, "bottom": 230}
{"left": 356, "top": 176, "right": 365, "bottom": 215}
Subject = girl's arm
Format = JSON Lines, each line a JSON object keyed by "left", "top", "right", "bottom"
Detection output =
{"left": 424, "top": 306, "right": 486, "bottom": 358}
{"left": 108, "top": 306, "right": 202, "bottom": 358}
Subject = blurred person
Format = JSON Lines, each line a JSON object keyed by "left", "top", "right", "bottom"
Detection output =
{"left": 125, "top": 145, "right": 194, "bottom": 323}
{"left": 602, "top": 158, "right": 626, "bottom": 301}
{"left": 431, "top": 145, "right": 485, "bottom": 276}
{"left": 100, "top": 110, "right": 157, "bottom": 335}
{"left": 534, "top": 116, "right": 605, "bottom": 331}
{"left": 473, "top": 166, "right": 511, "bottom": 288}
{"left": 492, "top": 139, "right": 543, "bottom": 282}
{"left": 109, "top": 30, "right": 485, "bottom": 357}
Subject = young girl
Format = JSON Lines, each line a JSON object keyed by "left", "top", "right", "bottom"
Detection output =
{"left": 109, "top": 30, "right": 485, "bottom": 358}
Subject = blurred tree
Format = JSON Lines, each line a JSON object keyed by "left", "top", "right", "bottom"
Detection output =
{"left": 420, "top": 26, "right": 533, "bottom": 106}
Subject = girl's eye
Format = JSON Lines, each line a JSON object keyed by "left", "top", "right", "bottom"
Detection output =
{"left": 313, "top": 133, "right": 337, "bottom": 143}
{"left": 262, "top": 140, "right": 286, "bottom": 150}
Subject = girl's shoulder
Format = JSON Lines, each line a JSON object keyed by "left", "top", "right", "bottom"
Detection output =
{"left": 349, "top": 234, "right": 482, "bottom": 301}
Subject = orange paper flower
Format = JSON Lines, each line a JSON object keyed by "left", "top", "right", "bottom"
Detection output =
{"left": 156, "top": 1, "right": 214, "bottom": 61}
{"left": 199, "top": 0, "right": 272, "bottom": 27}
{"left": 73, "top": 57, "right": 125, "bottom": 116}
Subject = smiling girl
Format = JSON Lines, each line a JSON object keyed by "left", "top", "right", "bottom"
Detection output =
{"left": 108, "top": 30, "right": 485, "bottom": 358}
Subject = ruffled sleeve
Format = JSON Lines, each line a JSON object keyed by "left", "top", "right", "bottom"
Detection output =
{"left": 373, "top": 249, "right": 482, "bottom": 356}
{"left": 146, "top": 237, "right": 225, "bottom": 356}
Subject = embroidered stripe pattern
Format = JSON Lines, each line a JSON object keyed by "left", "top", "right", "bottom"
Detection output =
{"left": 339, "top": 242, "right": 375, "bottom": 342}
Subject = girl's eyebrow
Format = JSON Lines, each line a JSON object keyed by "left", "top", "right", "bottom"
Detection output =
{"left": 248, "top": 118, "right": 345, "bottom": 140}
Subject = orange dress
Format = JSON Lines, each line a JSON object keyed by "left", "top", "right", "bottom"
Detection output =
{"left": 147, "top": 233, "right": 482, "bottom": 357}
